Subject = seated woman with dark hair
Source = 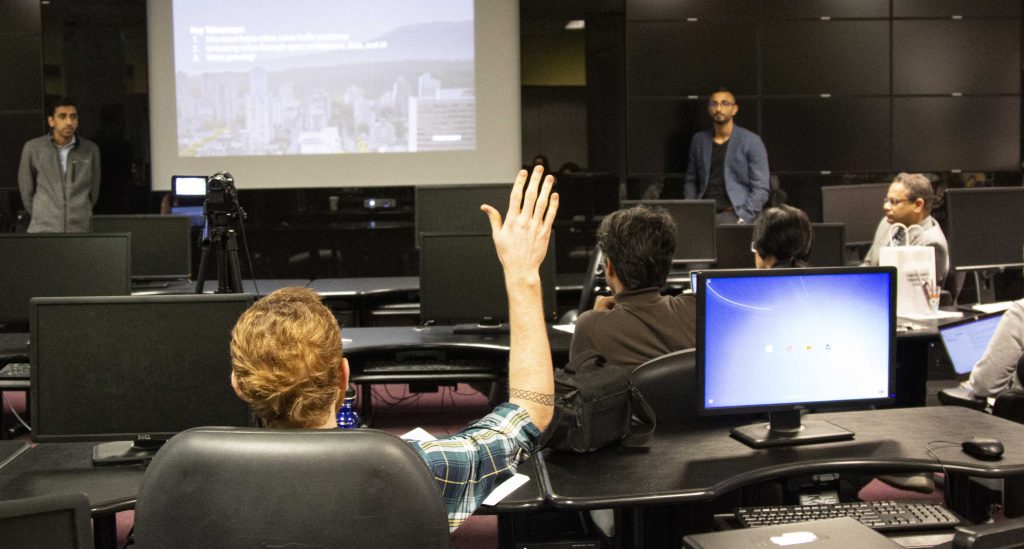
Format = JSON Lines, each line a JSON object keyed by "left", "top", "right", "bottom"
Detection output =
{"left": 751, "top": 205, "right": 813, "bottom": 269}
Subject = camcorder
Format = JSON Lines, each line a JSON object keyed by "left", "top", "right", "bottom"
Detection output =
{"left": 204, "top": 172, "right": 241, "bottom": 227}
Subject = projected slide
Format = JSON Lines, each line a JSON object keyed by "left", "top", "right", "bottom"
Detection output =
{"left": 172, "top": 0, "right": 475, "bottom": 157}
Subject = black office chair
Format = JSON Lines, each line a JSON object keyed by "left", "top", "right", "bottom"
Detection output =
{"left": 133, "top": 426, "right": 449, "bottom": 549}
{"left": 628, "top": 348, "right": 696, "bottom": 429}
{"left": 576, "top": 247, "right": 606, "bottom": 316}
{"left": 0, "top": 492, "right": 94, "bottom": 549}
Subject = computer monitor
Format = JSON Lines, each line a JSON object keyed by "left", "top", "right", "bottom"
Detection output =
{"left": 809, "top": 223, "right": 847, "bottom": 267}
{"left": 419, "top": 233, "right": 557, "bottom": 328}
{"left": 414, "top": 184, "right": 510, "bottom": 249}
{"left": 551, "top": 172, "right": 620, "bottom": 223}
{"left": 0, "top": 234, "right": 132, "bottom": 326}
{"left": 30, "top": 293, "right": 256, "bottom": 464}
{"left": 620, "top": 200, "right": 717, "bottom": 264}
{"left": 714, "top": 224, "right": 756, "bottom": 269}
{"left": 695, "top": 266, "right": 896, "bottom": 448}
{"left": 821, "top": 183, "right": 889, "bottom": 245}
{"left": 92, "top": 215, "right": 192, "bottom": 280}
{"left": 946, "top": 187, "right": 1024, "bottom": 304}
{"left": 172, "top": 175, "right": 206, "bottom": 205}
{"left": 0, "top": 493, "right": 94, "bottom": 549}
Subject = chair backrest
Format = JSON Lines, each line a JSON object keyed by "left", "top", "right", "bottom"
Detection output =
{"left": 0, "top": 492, "right": 94, "bottom": 549}
{"left": 133, "top": 427, "right": 449, "bottom": 549}
{"left": 577, "top": 247, "right": 606, "bottom": 314}
{"left": 993, "top": 389, "right": 1024, "bottom": 425}
{"left": 628, "top": 348, "right": 696, "bottom": 429}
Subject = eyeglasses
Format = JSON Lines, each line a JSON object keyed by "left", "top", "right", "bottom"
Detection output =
{"left": 750, "top": 242, "right": 758, "bottom": 254}
{"left": 883, "top": 197, "right": 910, "bottom": 206}
{"left": 708, "top": 100, "right": 735, "bottom": 109}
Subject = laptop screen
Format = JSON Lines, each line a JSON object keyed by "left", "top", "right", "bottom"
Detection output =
{"left": 939, "top": 312, "right": 1005, "bottom": 375}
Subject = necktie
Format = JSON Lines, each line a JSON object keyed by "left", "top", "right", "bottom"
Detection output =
{"left": 890, "top": 226, "right": 906, "bottom": 247}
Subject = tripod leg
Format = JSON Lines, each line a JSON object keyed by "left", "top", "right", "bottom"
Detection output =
{"left": 194, "top": 238, "right": 213, "bottom": 294}
{"left": 226, "top": 231, "right": 244, "bottom": 294}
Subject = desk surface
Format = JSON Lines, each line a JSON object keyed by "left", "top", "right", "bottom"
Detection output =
{"left": 309, "top": 276, "right": 419, "bottom": 297}
{"left": 341, "top": 325, "right": 573, "bottom": 356}
{"left": 0, "top": 442, "right": 145, "bottom": 515}
{"left": 202, "top": 279, "right": 311, "bottom": 296}
{"left": 539, "top": 406, "right": 1024, "bottom": 510}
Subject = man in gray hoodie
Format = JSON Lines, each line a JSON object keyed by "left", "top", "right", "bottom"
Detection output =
{"left": 18, "top": 98, "right": 101, "bottom": 232}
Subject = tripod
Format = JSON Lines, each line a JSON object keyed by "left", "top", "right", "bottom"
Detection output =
{"left": 194, "top": 213, "right": 244, "bottom": 294}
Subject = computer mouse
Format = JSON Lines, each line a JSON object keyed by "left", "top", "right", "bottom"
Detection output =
{"left": 962, "top": 437, "right": 1004, "bottom": 460}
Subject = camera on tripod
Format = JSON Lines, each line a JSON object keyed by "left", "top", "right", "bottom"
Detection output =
{"left": 204, "top": 171, "right": 241, "bottom": 227}
{"left": 194, "top": 171, "right": 246, "bottom": 294}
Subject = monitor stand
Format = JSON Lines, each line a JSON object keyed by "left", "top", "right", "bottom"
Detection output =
{"left": 92, "top": 440, "right": 164, "bottom": 466}
{"left": 970, "top": 270, "right": 998, "bottom": 306}
{"left": 452, "top": 318, "right": 509, "bottom": 335}
{"left": 731, "top": 410, "right": 854, "bottom": 449}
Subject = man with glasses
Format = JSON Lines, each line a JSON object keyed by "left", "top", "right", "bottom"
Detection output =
{"left": 683, "top": 88, "right": 770, "bottom": 224}
{"left": 862, "top": 172, "right": 949, "bottom": 284}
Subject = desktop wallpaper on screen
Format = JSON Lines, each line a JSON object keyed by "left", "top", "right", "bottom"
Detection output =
{"left": 703, "top": 273, "right": 891, "bottom": 409}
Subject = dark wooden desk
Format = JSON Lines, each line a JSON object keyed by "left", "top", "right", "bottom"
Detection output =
{"left": 539, "top": 406, "right": 1024, "bottom": 509}
{"left": 0, "top": 442, "right": 145, "bottom": 549}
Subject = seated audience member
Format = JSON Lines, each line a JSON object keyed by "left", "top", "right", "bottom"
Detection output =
{"left": 752, "top": 205, "right": 813, "bottom": 269}
{"left": 569, "top": 205, "right": 696, "bottom": 366}
{"left": 229, "top": 167, "right": 558, "bottom": 531}
{"left": 968, "top": 298, "right": 1024, "bottom": 397}
{"left": 861, "top": 172, "right": 949, "bottom": 284}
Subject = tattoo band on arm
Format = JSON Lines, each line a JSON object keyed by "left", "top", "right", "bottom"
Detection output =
{"left": 509, "top": 388, "right": 555, "bottom": 406}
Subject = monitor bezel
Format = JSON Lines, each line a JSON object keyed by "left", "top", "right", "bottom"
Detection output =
{"left": 91, "top": 214, "right": 193, "bottom": 280}
{"left": 418, "top": 231, "right": 558, "bottom": 325}
{"left": 694, "top": 266, "right": 897, "bottom": 418}
{"left": 29, "top": 293, "right": 256, "bottom": 445}
{"left": 0, "top": 233, "right": 133, "bottom": 325}
{"left": 620, "top": 199, "right": 718, "bottom": 264}
{"left": 946, "top": 187, "right": 1024, "bottom": 272}
{"left": 414, "top": 183, "right": 511, "bottom": 249}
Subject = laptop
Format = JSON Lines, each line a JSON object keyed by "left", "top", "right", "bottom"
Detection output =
{"left": 938, "top": 312, "right": 1006, "bottom": 377}
{"left": 683, "top": 517, "right": 901, "bottom": 549}
{"left": 171, "top": 175, "right": 207, "bottom": 227}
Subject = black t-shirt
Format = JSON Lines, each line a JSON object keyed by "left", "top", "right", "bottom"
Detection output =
{"left": 704, "top": 140, "right": 729, "bottom": 211}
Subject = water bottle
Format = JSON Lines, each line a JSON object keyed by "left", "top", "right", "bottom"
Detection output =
{"left": 336, "top": 386, "right": 361, "bottom": 429}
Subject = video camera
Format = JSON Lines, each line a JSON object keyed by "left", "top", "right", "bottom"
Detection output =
{"left": 204, "top": 171, "right": 242, "bottom": 227}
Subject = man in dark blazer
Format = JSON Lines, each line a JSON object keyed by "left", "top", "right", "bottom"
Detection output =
{"left": 683, "top": 88, "right": 770, "bottom": 224}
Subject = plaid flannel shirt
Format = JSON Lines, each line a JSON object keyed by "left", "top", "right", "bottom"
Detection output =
{"left": 408, "top": 402, "right": 541, "bottom": 531}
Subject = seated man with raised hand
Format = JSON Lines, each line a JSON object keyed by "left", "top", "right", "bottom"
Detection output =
{"left": 229, "top": 166, "right": 558, "bottom": 531}
{"left": 569, "top": 205, "right": 696, "bottom": 367}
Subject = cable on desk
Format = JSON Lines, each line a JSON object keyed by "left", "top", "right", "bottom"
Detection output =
{"left": 2, "top": 392, "right": 30, "bottom": 432}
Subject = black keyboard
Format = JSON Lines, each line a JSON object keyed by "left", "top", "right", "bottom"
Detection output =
{"left": 736, "top": 500, "right": 961, "bottom": 532}
{"left": 0, "top": 362, "right": 30, "bottom": 379}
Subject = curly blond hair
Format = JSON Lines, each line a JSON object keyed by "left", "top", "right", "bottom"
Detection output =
{"left": 230, "top": 287, "right": 342, "bottom": 428}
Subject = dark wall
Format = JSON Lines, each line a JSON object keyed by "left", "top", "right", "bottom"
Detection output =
{"left": 0, "top": 0, "right": 44, "bottom": 229}
{"left": 625, "top": 0, "right": 1023, "bottom": 177}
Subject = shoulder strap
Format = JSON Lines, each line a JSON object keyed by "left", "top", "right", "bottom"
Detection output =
{"left": 620, "top": 386, "right": 657, "bottom": 447}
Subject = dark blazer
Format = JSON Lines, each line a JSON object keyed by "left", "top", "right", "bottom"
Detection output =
{"left": 683, "top": 125, "right": 770, "bottom": 223}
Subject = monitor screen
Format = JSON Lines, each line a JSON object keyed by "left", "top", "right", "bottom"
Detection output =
{"left": 419, "top": 233, "right": 556, "bottom": 325}
{"left": 551, "top": 172, "right": 620, "bottom": 223}
{"left": 939, "top": 312, "right": 1005, "bottom": 376}
{"left": 821, "top": 183, "right": 889, "bottom": 245}
{"left": 809, "top": 223, "right": 846, "bottom": 268}
{"left": 696, "top": 267, "right": 896, "bottom": 447}
{"left": 92, "top": 215, "right": 193, "bottom": 280}
{"left": 946, "top": 187, "right": 1024, "bottom": 271}
{"left": 0, "top": 493, "right": 93, "bottom": 549}
{"left": 621, "top": 200, "right": 716, "bottom": 264}
{"left": 30, "top": 293, "right": 255, "bottom": 463}
{"left": 714, "top": 224, "right": 755, "bottom": 269}
{"left": 414, "top": 184, "right": 510, "bottom": 249}
{"left": 172, "top": 175, "right": 207, "bottom": 206}
{"left": 0, "top": 234, "right": 132, "bottom": 325}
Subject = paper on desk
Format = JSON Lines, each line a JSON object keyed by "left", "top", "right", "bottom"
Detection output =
{"left": 482, "top": 473, "right": 530, "bottom": 506}
{"left": 552, "top": 324, "right": 575, "bottom": 334}
{"left": 400, "top": 427, "right": 436, "bottom": 442}
{"left": 899, "top": 310, "right": 964, "bottom": 321}
{"left": 971, "top": 301, "right": 1015, "bottom": 314}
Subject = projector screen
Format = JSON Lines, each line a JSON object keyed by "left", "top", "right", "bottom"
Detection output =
{"left": 147, "top": 0, "right": 520, "bottom": 190}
